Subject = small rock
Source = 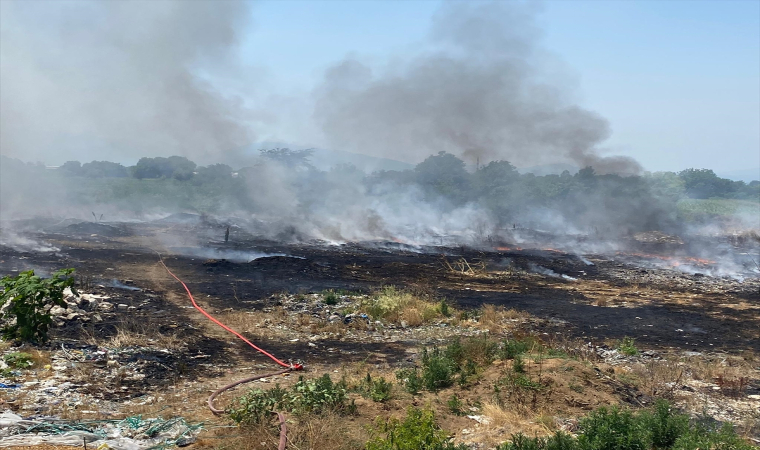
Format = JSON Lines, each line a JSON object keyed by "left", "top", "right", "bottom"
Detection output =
{"left": 98, "top": 302, "right": 114, "bottom": 312}
{"left": 116, "top": 304, "right": 129, "bottom": 311}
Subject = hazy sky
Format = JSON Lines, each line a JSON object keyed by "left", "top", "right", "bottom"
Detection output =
{"left": 243, "top": 0, "right": 760, "bottom": 174}
{"left": 1, "top": 0, "right": 758, "bottom": 176}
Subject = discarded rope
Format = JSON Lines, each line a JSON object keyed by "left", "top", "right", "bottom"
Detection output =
{"left": 158, "top": 254, "right": 300, "bottom": 450}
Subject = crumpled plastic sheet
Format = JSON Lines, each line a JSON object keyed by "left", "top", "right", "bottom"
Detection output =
{"left": 0, "top": 410, "right": 200, "bottom": 449}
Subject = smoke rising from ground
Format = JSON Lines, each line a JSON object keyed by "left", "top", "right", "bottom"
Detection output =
{"left": 0, "top": 0, "right": 642, "bottom": 173}
{"left": 0, "top": 0, "right": 254, "bottom": 164}
{"left": 314, "top": 2, "right": 641, "bottom": 174}
{"left": 1, "top": 0, "right": 756, "bottom": 278}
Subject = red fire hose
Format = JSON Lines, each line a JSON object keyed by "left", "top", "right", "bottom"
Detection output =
{"left": 158, "top": 255, "right": 301, "bottom": 450}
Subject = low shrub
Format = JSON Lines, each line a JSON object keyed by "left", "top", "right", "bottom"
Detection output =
{"left": 366, "top": 407, "right": 468, "bottom": 450}
{"left": 618, "top": 337, "right": 639, "bottom": 356}
{"left": 447, "top": 395, "right": 466, "bottom": 416}
{"left": 0, "top": 269, "right": 78, "bottom": 342}
{"left": 397, "top": 336, "right": 500, "bottom": 394}
{"left": 439, "top": 300, "right": 451, "bottom": 318}
{"left": 421, "top": 347, "right": 457, "bottom": 391}
{"left": 396, "top": 368, "right": 423, "bottom": 395}
{"left": 3, "top": 352, "right": 33, "bottom": 369}
{"left": 323, "top": 290, "right": 339, "bottom": 305}
{"left": 513, "top": 354, "right": 526, "bottom": 373}
{"left": 496, "top": 400, "right": 756, "bottom": 450}
{"left": 358, "top": 373, "right": 393, "bottom": 403}
{"left": 500, "top": 338, "right": 533, "bottom": 360}
{"left": 229, "top": 374, "right": 355, "bottom": 424}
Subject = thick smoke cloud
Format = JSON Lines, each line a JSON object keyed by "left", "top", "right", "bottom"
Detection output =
{"left": 314, "top": 2, "right": 641, "bottom": 174}
{"left": 0, "top": 0, "right": 254, "bottom": 164}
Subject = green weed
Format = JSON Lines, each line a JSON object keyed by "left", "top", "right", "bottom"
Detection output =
{"left": 618, "top": 337, "right": 639, "bottom": 356}
{"left": 366, "top": 407, "right": 468, "bottom": 450}
{"left": 229, "top": 374, "right": 355, "bottom": 424}
{"left": 358, "top": 373, "right": 393, "bottom": 403}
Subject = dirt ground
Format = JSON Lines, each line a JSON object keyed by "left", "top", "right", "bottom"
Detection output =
{"left": 0, "top": 219, "right": 758, "bottom": 448}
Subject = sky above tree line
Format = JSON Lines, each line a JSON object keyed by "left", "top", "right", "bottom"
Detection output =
{"left": 1, "top": 0, "right": 758, "bottom": 180}
{"left": 242, "top": 0, "right": 759, "bottom": 177}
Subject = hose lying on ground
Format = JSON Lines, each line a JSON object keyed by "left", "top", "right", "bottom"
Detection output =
{"left": 158, "top": 254, "right": 301, "bottom": 450}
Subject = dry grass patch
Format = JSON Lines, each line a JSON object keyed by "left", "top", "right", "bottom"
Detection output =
{"left": 475, "top": 402, "right": 546, "bottom": 447}
{"left": 629, "top": 358, "right": 685, "bottom": 398}
{"left": 207, "top": 411, "right": 365, "bottom": 450}
{"left": 359, "top": 286, "right": 451, "bottom": 326}
{"left": 85, "top": 316, "right": 184, "bottom": 350}
{"left": 475, "top": 304, "right": 527, "bottom": 334}
{"left": 214, "top": 309, "right": 271, "bottom": 336}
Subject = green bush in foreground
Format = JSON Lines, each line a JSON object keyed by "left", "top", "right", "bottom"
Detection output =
{"left": 357, "top": 373, "right": 393, "bottom": 403}
{"left": 228, "top": 374, "right": 355, "bottom": 424}
{"left": 366, "top": 407, "right": 468, "bottom": 450}
{"left": 396, "top": 336, "right": 500, "bottom": 394}
{"left": 0, "top": 269, "right": 78, "bottom": 343}
{"left": 497, "top": 400, "right": 756, "bottom": 450}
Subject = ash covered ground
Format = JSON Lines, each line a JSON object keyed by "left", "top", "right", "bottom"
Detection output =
{"left": 0, "top": 215, "right": 758, "bottom": 448}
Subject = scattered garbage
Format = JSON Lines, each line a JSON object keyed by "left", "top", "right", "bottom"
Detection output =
{"left": 0, "top": 410, "right": 202, "bottom": 448}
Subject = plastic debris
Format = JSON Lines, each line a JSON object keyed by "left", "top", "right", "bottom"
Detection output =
{"left": 0, "top": 410, "right": 202, "bottom": 449}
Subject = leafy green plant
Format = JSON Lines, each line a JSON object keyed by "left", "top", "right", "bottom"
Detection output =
{"left": 396, "top": 368, "right": 423, "bottom": 395}
{"left": 397, "top": 337, "right": 498, "bottom": 394}
{"left": 366, "top": 407, "right": 468, "bottom": 450}
{"left": 500, "top": 338, "right": 532, "bottom": 360}
{"left": 3, "top": 352, "right": 33, "bottom": 369}
{"left": 513, "top": 354, "right": 526, "bottom": 373}
{"left": 577, "top": 405, "right": 648, "bottom": 450}
{"left": 323, "top": 290, "right": 339, "bottom": 305}
{"left": 421, "top": 347, "right": 456, "bottom": 391}
{"left": 447, "top": 395, "right": 466, "bottom": 416}
{"left": 228, "top": 374, "right": 355, "bottom": 424}
{"left": 358, "top": 373, "right": 393, "bottom": 402}
{"left": 497, "top": 431, "right": 578, "bottom": 450}
{"left": 497, "top": 401, "right": 756, "bottom": 450}
{"left": 0, "top": 269, "right": 78, "bottom": 342}
{"left": 439, "top": 300, "right": 451, "bottom": 318}
{"left": 618, "top": 337, "right": 639, "bottom": 356}
{"left": 498, "top": 372, "right": 545, "bottom": 393}
{"left": 641, "top": 400, "right": 690, "bottom": 448}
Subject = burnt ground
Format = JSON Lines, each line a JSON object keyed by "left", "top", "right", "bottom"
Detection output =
{"left": 1, "top": 219, "right": 759, "bottom": 448}
{"left": 0, "top": 220, "right": 758, "bottom": 360}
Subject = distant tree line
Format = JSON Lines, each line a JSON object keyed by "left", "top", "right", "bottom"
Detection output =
{"left": 2, "top": 150, "right": 757, "bottom": 231}
{"left": 50, "top": 151, "right": 759, "bottom": 201}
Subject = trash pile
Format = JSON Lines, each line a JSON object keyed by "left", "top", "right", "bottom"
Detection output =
{"left": 0, "top": 410, "right": 201, "bottom": 449}
{"left": 49, "top": 288, "right": 131, "bottom": 327}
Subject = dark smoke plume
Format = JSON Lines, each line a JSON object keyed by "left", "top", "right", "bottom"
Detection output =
{"left": 314, "top": 2, "right": 641, "bottom": 175}
{"left": 0, "top": 0, "right": 254, "bottom": 164}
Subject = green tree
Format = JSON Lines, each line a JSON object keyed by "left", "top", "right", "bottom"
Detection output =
{"left": 678, "top": 168, "right": 735, "bottom": 199}
{"left": 59, "top": 161, "right": 83, "bottom": 176}
{"left": 414, "top": 152, "right": 471, "bottom": 203}
{"left": 132, "top": 156, "right": 196, "bottom": 180}
{"left": 80, "top": 160, "right": 128, "bottom": 178}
